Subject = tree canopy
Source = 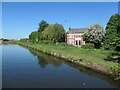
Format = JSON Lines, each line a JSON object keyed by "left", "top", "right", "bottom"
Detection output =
{"left": 29, "top": 20, "right": 49, "bottom": 41}
{"left": 83, "top": 24, "right": 105, "bottom": 48}
{"left": 29, "top": 31, "right": 38, "bottom": 41}
{"left": 88, "top": 23, "right": 104, "bottom": 31}
{"left": 38, "top": 20, "right": 49, "bottom": 32}
{"left": 42, "top": 24, "right": 65, "bottom": 42}
{"left": 104, "top": 14, "right": 120, "bottom": 45}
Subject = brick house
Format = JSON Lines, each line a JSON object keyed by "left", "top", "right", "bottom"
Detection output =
{"left": 66, "top": 27, "right": 88, "bottom": 46}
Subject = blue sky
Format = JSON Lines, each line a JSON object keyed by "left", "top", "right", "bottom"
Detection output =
{"left": 2, "top": 2, "right": 118, "bottom": 39}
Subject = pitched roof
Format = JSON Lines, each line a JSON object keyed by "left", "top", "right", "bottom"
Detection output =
{"left": 68, "top": 28, "right": 88, "bottom": 34}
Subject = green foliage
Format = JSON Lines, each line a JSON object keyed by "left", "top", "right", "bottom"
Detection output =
{"left": 20, "top": 38, "right": 29, "bottom": 42}
{"left": 81, "top": 43, "right": 95, "bottom": 49}
{"left": 102, "top": 44, "right": 115, "bottom": 50}
{"left": 88, "top": 23, "right": 104, "bottom": 31}
{"left": 103, "top": 14, "right": 120, "bottom": 61}
{"left": 83, "top": 24, "right": 105, "bottom": 48}
{"left": 29, "top": 20, "right": 49, "bottom": 41}
{"left": 38, "top": 40, "right": 55, "bottom": 44}
{"left": 42, "top": 23, "right": 65, "bottom": 42}
{"left": 5, "top": 41, "right": 120, "bottom": 79}
{"left": 2, "top": 39, "right": 10, "bottom": 41}
{"left": 110, "top": 37, "right": 120, "bottom": 51}
{"left": 37, "top": 20, "right": 49, "bottom": 40}
{"left": 29, "top": 31, "right": 38, "bottom": 41}
{"left": 103, "top": 14, "right": 120, "bottom": 45}
{"left": 109, "top": 64, "right": 120, "bottom": 80}
{"left": 37, "top": 31, "right": 44, "bottom": 41}
{"left": 38, "top": 20, "right": 49, "bottom": 32}
{"left": 107, "top": 37, "right": 120, "bottom": 62}
{"left": 56, "top": 42, "right": 68, "bottom": 46}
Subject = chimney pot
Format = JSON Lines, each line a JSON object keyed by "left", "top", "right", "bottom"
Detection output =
{"left": 68, "top": 27, "right": 71, "bottom": 31}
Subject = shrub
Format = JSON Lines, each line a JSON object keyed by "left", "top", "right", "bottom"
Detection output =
{"left": 38, "top": 40, "right": 55, "bottom": 44}
{"left": 107, "top": 51, "right": 120, "bottom": 63}
{"left": 103, "top": 44, "right": 115, "bottom": 50}
{"left": 81, "top": 43, "right": 95, "bottom": 49}
{"left": 57, "top": 42, "right": 68, "bottom": 46}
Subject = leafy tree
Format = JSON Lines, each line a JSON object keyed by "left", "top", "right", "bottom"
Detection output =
{"left": 38, "top": 31, "right": 44, "bottom": 41}
{"left": 111, "top": 37, "right": 120, "bottom": 51}
{"left": 83, "top": 24, "right": 105, "bottom": 48}
{"left": 20, "top": 38, "right": 29, "bottom": 42}
{"left": 103, "top": 14, "right": 120, "bottom": 45}
{"left": 29, "top": 31, "right": 38, "bottom": 41}
{"left": 42, "top": 24, "right": 65, "bottom": 42}
{"left": 88, "top": 23, "right": 104, "bottom": 31}
{"left": 29, "top": 20, "right": 49, "bottom": 41}
{"left": 38, "top": 20, "right": 49, "bottom": 32}
{"left": 2, "top": 39, "right": 10, "bottom": 41}
{"left": 37, "top": 20, "right": 49, "bottom": 41}
{"left": 108, "top": 37, "right": 120, "bottom": 62}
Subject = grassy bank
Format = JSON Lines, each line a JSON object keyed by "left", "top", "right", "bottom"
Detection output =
{"left": 2, "top": 41, "right": 120, "bottom": 80}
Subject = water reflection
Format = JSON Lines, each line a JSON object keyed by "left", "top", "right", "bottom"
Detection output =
{"left": 28, "top": 47, "right": 62, "bottom": 68}
{"left": 25, "top": 46, "right": 120, "bottom": 88}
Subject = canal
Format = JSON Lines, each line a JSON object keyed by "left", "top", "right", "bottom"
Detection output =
{"left": 2, "top": 44, "right": 120, "bottom": 88}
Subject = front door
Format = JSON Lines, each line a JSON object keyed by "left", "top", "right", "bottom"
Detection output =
{"left": 76, "top": 40, "right": 80, "bottom": 46}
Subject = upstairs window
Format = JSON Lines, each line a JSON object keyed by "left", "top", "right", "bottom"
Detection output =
{"left": 69, "top": 35, "right": 74, "bottom": 38}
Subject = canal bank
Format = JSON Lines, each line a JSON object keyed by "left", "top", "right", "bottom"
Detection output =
{"left": 2, "top": 41, "right": 120, "bottom": 80}
{"left": 2, "top": 44, "right": 120, "bottom": 88}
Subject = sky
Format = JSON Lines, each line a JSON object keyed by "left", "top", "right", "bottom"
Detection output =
{"left": 2, "top": 2, "right": 118, "bottom": 40}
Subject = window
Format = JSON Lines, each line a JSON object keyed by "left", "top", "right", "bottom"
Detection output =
{"left": 71, "top": 35, "right": 73, "bottom": 38}
{"left": 76, "top": 35, "right": 79, "bottom": 38}
{"left": 69, "top": 40, "right": 74, "bottom": 45}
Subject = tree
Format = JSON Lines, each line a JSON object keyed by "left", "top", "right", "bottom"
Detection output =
{"left": 37, "top": 31, "right": 44, "bottom": 41}
{"left": 108, "top": 37, "right": 120, "bottom": 62}
{"left": 42, "top": 24, "right": 65, "bottom": 42}
{"left": 88, "top": 23, "right": 104, "bottom": 31}
{"left": 29, "top": 31, "right": 38, "bottom": 41}
{"left": 38, "top": 20, "right": 49, "bottom": 32}
{"left": 20, "top": 38, "right": 29, "bottom": 42}
{"left": 37, "top": 20, "right": 49, "bottom": 41}
{"left": 83, "top": 24, "right": 105, "bottom": 48}
{"left": 103, "top": 14, "right": 120, "bottom": 45}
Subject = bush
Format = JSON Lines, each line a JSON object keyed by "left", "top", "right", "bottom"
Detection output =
{"left": 38, "top": 40, "right": 55, "bottom": 44}
{"left": 57, "top": 42, "right": 68, "bottom": 46}
{"left": 103, "top": 44, "right": 115, "bottom": 50}
{"left": 107, "top": 51, "right": 120, "bottom": 63}
{"left": 81, "top": 43, "right": 95, "bottom": 49}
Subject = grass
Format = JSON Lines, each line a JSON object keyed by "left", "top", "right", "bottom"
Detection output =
{"left": 2, "top": 41, "right": 120, "bottom": 79}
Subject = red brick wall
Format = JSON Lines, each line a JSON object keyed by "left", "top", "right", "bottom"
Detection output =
{"left": 66, "top": 34, "right": 85, "bottom": 45}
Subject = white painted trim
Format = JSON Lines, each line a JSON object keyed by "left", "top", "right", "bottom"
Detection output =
{"left": 75, "top": 38, "right": 81, "bottom": 40}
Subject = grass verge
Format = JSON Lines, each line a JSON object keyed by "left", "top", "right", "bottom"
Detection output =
{"left": 2, "top": 41, "right": 120, "bottom": 80}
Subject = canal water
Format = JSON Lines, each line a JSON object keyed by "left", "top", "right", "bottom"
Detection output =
{"left": 2, "top": 44, "right": 120, "bottom": 88}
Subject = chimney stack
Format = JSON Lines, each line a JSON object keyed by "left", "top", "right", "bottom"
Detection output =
{"left": 68, "top": 27, "right": 71, "bottom": 31}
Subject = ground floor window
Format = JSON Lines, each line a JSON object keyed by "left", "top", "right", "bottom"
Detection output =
{"left": 69, "top": 39, "right": 74, "bottom": 45}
